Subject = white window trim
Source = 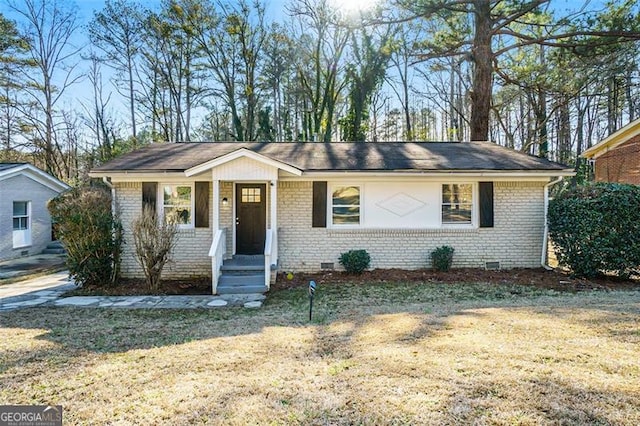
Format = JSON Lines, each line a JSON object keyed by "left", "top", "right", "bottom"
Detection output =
{"left": 159, "top": 183, "right": 195, "bottom": 229}
{"left": 328, "top": 183, "right": 363, "bottom": 228}
{"left": 12, "top": 201, "right": 32, "bottom": 248}
{"left": 440, "top": 182, "right": 477, "bottom": 228}
{"left": 12, "top": 201, "right": 30, "bottom": 231}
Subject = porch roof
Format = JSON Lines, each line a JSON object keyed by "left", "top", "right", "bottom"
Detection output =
{"left": 90, "top": 141, "right": 572, "bottom": 175}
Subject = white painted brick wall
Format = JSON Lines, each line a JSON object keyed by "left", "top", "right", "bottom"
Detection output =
{"left": 116, "top": 179, "right": 546, "bottom": 278}
{"left": 277, "top": 181, "right": 545, "bottom": 272}
{"left": 116, "top": 182, "right": 212, "bottom": 279}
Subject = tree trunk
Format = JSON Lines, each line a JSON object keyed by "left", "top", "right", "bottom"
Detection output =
{"left": 470, "top": 0, "right": 493, "bottom": 142}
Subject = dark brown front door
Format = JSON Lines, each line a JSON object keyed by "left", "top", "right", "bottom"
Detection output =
{"left": 236, "top": 183, "right": 266, "bottom": 255}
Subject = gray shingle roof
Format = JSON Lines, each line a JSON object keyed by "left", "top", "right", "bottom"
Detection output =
{"left": 91, "top": 142, "right": 571, "bottom": 173}
{"left": 0, "top": 162, "right": 27, "bottom": 172}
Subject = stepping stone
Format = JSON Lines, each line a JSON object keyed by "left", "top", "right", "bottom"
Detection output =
{"left": 112, "top": 300, "right": 136, "bottom": 307}
{"left": 207, "top": 299, "right": 228, "bottom": 307}
{"left": 244, "top": 301, "right": 262, "bottom": 308}
{"left": 55, "top": 297, "right": 100, "bottom": 306}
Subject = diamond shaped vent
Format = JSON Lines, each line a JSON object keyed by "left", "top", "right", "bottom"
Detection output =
{"left": 376, "top": 192, "right": 426, "bottom": 217}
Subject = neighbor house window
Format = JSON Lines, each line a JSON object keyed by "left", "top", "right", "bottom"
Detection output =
{"left": 13, "top": 201, "right": 29, "bottom": 230}
{"left": 162, "top": 184, "right": 193, "bottom": 226}
{"left": 442, "top": 184, "right": 473, "bottom": 224}
{"left": 332, "top": 185, "right": 360, "bottom": 225}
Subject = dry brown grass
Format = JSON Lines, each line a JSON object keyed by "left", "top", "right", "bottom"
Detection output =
{"left": 1, "top": 281, "right": 639, "bottom": 425}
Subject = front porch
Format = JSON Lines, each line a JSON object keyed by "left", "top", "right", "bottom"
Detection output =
{"left": 184, "top": 148, "right": 302, "bottom": 295}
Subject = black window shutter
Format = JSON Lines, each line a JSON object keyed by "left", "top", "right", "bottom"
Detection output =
{"left": 142, "top": 182, "right": 157, "bottom": 214}
{"left": 312, "top": 181, "right": 327, "bottom": 228}
{"left": 479, "top": 181, "right": 494, "bottom": 228}
{"left": 195, "top": 181, "right": 210, "bottom": 228}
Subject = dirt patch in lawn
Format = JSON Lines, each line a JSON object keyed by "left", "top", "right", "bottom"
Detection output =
{"left": 68, "top": 268, "right": 639, "bottom": 296}
{"left": 273, "top": 267, "right": 640, "bottom": 293}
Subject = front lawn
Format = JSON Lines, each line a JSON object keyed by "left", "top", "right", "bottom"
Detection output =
{"left": 1, "top": 281, "right": 639, "bottom": 425}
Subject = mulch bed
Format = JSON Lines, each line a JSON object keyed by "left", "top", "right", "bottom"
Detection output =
{"left": 70, "top": 268, "right": 640, "bottom": 296}
{"left": 271, "top": 267, "right": 640, "bottom": 293}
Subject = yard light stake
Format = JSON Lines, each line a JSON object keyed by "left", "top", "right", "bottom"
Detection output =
{"left": 308, "top": 280, "right": 317, "bottom": 321}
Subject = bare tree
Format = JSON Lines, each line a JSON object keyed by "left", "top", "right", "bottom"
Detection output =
{"left": 88, "top": 0, "right": 143, "bottom": 143}
{"left": 8, "top": 0, "right": 81, "bottom": 178}
{"left": 289, "top": 0, "right": 350, "bottom": 142}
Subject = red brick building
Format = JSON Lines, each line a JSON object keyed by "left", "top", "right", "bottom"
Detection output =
{"left": 582, "top": 119, "right": 640, "bottom": 184}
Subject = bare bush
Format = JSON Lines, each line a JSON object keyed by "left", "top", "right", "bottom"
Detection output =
{"left": 132, "top": 206, "right": 179, "bottom": 290}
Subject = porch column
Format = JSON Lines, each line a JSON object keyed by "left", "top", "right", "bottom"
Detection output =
{"left": 212, "top": 178, "right": 220, "bottom": 232}
{"left": 270, "top": 179, "right": 278, "bottom": 265}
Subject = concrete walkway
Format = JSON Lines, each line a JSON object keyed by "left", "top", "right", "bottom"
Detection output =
{"left": 0, "top": 271, "right": 76, "bottom": 311}
{"left": 0, "top": 253, "right": 66, "bottom": 281}
{"left": 0, "top": 271, "right": 265, "bottom": 312}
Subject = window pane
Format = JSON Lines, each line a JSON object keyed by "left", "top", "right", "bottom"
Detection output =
{"left": 13, "top": 201, "right": 27, "bottom": 216}
{"left": 164, "top": 186, "right": 191, "bottom": 205}
{"left": 175, "top": 207, "right": 191, "bottom": 224}
{"left": 333, "top": 186, "right": 359, "bottom": 205}
{"left": 442, "top": 205, "right": 472, "bottom": 223}
{"left": 442, "top": 184, "right": 473, "bottom": 224}
{"left": 241, "top": 188, "right": 261, "bottom": 203}
{"left": 177, "top": 186, "right": 191, "bottom": 201}
{"left": 13, "top": 217, "right": 28, "bottom": 230}
{"left": 333, "top": 206, "right": 360, "bottom": 224}
{"left": 165, "top": 207, "right": 191, "bottom": 224}
{"left": 442, "top": 185, "right": 453, "bottom": 203}
{"left": 164, "top": 186, "right": 176, "bottom": 205}
{"left": 163, "top": 185, "right": 192, "bottom": 225}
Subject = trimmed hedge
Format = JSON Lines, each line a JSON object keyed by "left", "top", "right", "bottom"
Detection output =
{"left": 548, "top": 183, "right": 640, "bottom": 278}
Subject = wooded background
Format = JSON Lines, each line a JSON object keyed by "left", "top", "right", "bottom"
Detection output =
{"left": 1, "top": 0, "right": 639, "bottom": 182}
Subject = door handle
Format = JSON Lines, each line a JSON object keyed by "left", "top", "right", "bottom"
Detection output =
{"left": 236, "top": 217, "right": 240, "bottom": 225}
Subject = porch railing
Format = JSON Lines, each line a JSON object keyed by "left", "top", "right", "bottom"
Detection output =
{"left": 209, "top": 228, "right": 226, "bottom": 294}
{"left": 264, "top": 228, "right": 276, "bottom": 290}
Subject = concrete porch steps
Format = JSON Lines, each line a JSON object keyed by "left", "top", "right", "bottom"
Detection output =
{"left": 217, "top": 255, "right": 268, "bottom": 295}
{"left": 42, "top": 241, "right": 66, "bottom": 255}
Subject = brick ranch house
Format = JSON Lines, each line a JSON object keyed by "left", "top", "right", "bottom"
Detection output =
{"left": 582, "top": 118, "right": 640, "bottom": 184}
{"left": 90, "top": 142, "right": 574, "bottom": 294}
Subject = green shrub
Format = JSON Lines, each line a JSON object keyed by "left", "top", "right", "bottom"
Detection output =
{"left": 548, "top": 183, "right": 640, "bottom": 278}
{"left": 339, "top": 249, "right": 371, "bottom": 274}
{"left": 431, "top": 246, "right": 455, "bottom": 271}
{"left": 48, "top": 185, "right": 123, "bottom": 287}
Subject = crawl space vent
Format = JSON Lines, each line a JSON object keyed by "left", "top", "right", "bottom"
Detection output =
{"left": 485, "top": 261, "right": 500, "bottom": 271}
{"left": 321, "top": 262, "right": 334, "bottom": 270}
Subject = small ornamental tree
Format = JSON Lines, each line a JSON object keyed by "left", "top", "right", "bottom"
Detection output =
{"left": 132, "top": 206, "right": 179, "bottom": 290}
{"left": 48, "top": 185, "right": 123, "bottom": 287}
{"left": 548, "top": 183, "right": 640, "bottom": 278}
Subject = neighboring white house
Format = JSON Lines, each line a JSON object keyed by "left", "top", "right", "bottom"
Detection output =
{"left": 0, "top": 163, "right": 69, "bottom": 262}
{"left": 89, "top": 142, "right": 574, "bottom": 295}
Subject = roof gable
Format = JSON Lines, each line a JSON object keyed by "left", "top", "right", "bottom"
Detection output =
{"left": 0, "top": 163, "right": 69, "bottom": 192}
{"left": 185, "top": 147, "right": 302, "bottom": 177}
{"left": 582, "top": 118, "right": 640, "bottom": 159}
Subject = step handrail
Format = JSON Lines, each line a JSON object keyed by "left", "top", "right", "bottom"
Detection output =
{"left": 264, "top": 229, "right": 275, "bottom": 290}
{"left": 209, "top": 229, "right": 226, "bottom": 294}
